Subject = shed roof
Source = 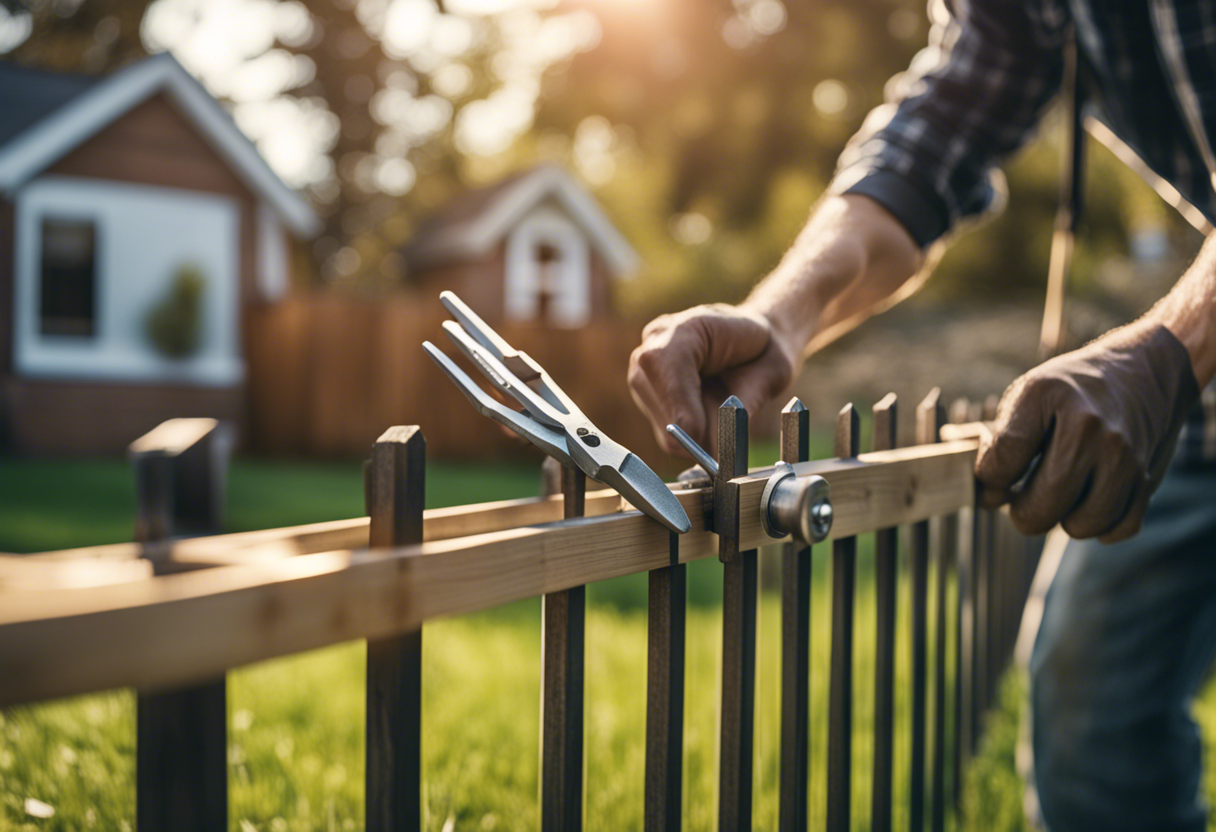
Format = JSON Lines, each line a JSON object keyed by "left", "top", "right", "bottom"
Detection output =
{"left": 403, "top": 164, "right": 640, "bottom": 276}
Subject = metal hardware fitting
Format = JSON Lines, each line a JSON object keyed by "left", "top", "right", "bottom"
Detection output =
{"left": 667, "top": 422, "right": 833, "bottom": 545}
{"left": 760, "top": 462, "right": 832, "bottom": 544}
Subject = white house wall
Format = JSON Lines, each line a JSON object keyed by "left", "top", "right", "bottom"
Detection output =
{"left": 504, "top": 205, "right": 591, "bottom": 328}
{"left": 14, "top": 175, "right": 242, "bottom": 386}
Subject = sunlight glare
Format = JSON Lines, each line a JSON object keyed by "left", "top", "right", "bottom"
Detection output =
{"left": 813, "top": 79, "right": 849, "bottom": 116}
{"left": 382, "top": 0, "right": 437, "bottom": 59}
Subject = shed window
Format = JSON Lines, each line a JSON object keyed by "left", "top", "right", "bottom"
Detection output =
{"left": 534, "top": 243, "right": 561, "bottom": 323}
{"left": 39, "top": 217, "right": 97, "bottom": 337}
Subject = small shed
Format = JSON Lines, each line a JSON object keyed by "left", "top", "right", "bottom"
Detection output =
{"left": 403, "top": 164, "right": 639, "bottom": 328}
{"left": 0, "top": 53, "right": 319, "bottom": 454}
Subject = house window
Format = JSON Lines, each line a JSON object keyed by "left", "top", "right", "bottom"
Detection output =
{"left": 504, "top": 208, "right": 591, "bottom": 328}
{"left": 39, "top": 217, "right": 97, "bottom": 337}
{"left": 534, "top": 243, "right": 561, "bottom": 324}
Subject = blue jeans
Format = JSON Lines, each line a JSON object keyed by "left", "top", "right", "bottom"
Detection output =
{"left": 1032, "top": 463, "right": 1216, "bottom": 832}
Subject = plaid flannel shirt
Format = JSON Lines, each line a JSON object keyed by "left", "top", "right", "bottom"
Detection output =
{"left": 829, "top": 0, "right": 1216, "bottom": 464}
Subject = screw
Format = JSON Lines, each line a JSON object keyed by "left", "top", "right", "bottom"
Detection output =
{"left": 812, "top": 500, "right": 833, "bottom": 536}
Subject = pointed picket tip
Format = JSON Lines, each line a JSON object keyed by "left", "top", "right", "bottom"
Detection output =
{"left": 720, "top": 394, "right": 746, "bottom": 412}
{"left": 836, "top": 402, "right": 859, "bottom": 457}
{"left": 918, "top": 386, "right": 942, "bottom": 413}
{"left": 917, "top": 387, "right": 945, "bottom": 445}
{"left": 872, "top": 393, "right": 897, "bottom": 452}
{"left": 782, "top": 396, "right": 807, "bottom": 414}
{"left": 949, "top": 397, "right": 971, "bottom": 425}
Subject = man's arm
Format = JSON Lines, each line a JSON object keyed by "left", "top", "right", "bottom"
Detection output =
{"left": 629, "top": 0, "right": 1068, "bottom": 456}
{"left": 628, "top": 194, "right": 922, "bottom": 455}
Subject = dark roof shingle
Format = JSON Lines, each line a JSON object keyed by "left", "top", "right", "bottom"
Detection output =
{"left": 0, "top": 61, "right": 102, "bottom": 148}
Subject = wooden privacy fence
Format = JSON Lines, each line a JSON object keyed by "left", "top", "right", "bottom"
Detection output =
{"left": 0, "top": 391, "right": 1043, "bottom": 832}
{"left": 245, "top": 295, "right": 653, "bottom": 461}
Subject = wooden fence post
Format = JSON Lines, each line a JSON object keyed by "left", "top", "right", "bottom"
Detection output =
{"left": 871, "top": 394, "right": 899, "bottom": 832}
{"left": 541, "top": 456, "right": 587, "bottom": 832}
{"left": 366, "top": 426, "right": 425, "bottom": 832}
{"left": 950, "top": 398, "right": 975, "bottom": 802}
{"left": 826, "top": 404, "right": 859, "bottom": 832}
{"left": 131, "top": 419, "right": 230, "bottom": 832}
{"left": 906, "top": 391, "right": 939, "bottom": 832}
{"left": 918, "top": 390, "right": 949, "bottom": 832}
{"left": 779, "top": 398, "right": 811, "bottom": 832}
{"left": 645, "top": 530, "right": 685, "bottom": 832}
{"left": 717, "top": 396, "right": 756, "bottom": 832}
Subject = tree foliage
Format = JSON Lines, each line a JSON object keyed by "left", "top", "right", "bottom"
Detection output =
{"left": 0, "top": 0, "right": 1190, "bottom": 316}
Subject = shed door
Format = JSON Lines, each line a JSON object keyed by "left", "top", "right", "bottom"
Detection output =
{"left": 504, "top": 206, "right": 591, "bottom": 328}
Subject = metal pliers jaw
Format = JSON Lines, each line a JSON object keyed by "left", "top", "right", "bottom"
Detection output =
{"left": 424, "top": 292, "right": 692, "bottom": 534}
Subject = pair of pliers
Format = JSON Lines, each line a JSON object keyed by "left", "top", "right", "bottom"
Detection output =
{"left": 423, "top": 291, "right": 691, "bottom": 534}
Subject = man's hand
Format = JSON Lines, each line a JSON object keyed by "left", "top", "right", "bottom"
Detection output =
{"left": 628, "top": 195, "right": 923, "bottom": 459}
{"left": 976, "top": 322, "right": 1201, "bottom": 542}
{"left": 628, "top": 304, "right": 795, "bottom": 456}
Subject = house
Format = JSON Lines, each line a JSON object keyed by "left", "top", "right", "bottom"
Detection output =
{"left": 403, "top": 164, "right": 639, "bottom": 328}
{"left": 0, "top": 53, "right": 319, "bottom": 454}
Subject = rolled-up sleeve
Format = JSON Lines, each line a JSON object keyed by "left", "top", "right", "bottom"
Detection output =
{"left": 829, "top": 0, "right": 1068, "bottom": 247}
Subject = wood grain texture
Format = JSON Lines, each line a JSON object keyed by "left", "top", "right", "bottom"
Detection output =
{"left": 908, "top": 392, "right": 943, "bottom": 832}
{"left": 951, "top": 400, "right": 975, "bottom": 805}
{"left": 0, "top": 556, "right": 153, "bottom": 590}
{"left": 22, "top": 440, "right": 976, "bottom": 573}
{"left": 778, "top": 398, "right": 811, "bottom": 832}
{"left": 365, "top": 426, "right": 425, "bottom": 832}
{"left": 132, "top": 424, "right": 227, "bottom": 832}
{"left": 715, "top": 396, "right": 749, "bottom": 561}
{"left": 136, "top": 678, "right": 228, "bottom": 832}
{"left": 645, "top": 534, "right": 684, "bottom": 832}
{"left": 22, "top": 490, "right": 626, "bottom": 571}
{"left": 917, "top": 390, "right": 949, "bottom": 832}
{"left": 0, "top": 442, "right": 980, "bottom": 706}
{"left": 717, "top": 397, "right": 756, "bottom": 832}
{"left": 826, "top": 404, "right": 859, "bottom": 832}
{"left": 541, "top": 465, "right": 587, "bottom": 832}
{"left": 870, "top": 394, "right": 898, "bottom": 832}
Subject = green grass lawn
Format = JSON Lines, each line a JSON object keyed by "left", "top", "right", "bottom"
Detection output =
{"left": 0, "top": 449, "right": 1188, "bottom": 831}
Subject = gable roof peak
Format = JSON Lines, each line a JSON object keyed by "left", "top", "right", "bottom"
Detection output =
{"left": 404, "top": 163, "right": 640, "bottom": 276}
{"left": 0, "top": 52, "right": 319, "bottom": 237}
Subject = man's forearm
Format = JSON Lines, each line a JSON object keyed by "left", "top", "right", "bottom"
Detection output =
{"left": 1147, "top": 233, "right": 1216, "bottom": 386}
{"left": 739, "top": 194, "right": 925, "bottom": 359}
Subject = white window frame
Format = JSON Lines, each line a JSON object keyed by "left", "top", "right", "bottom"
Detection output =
{"left": 13, "top": 175, "right": 244, "bottom": 386}
{"left": 503, "top": 205, "right": 591, "bottom": 328}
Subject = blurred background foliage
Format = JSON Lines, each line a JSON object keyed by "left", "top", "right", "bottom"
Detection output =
{"left": 0, "top": 0, "right": 1195, "bottom": 318}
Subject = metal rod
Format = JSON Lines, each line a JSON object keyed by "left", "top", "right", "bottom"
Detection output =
{"left": 666, "top": 423, "right": 720, "bottom": 478}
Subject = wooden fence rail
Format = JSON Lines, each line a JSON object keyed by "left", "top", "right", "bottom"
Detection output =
{"left": 0, "top": 397, "right": 1043, "bottom": 831}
